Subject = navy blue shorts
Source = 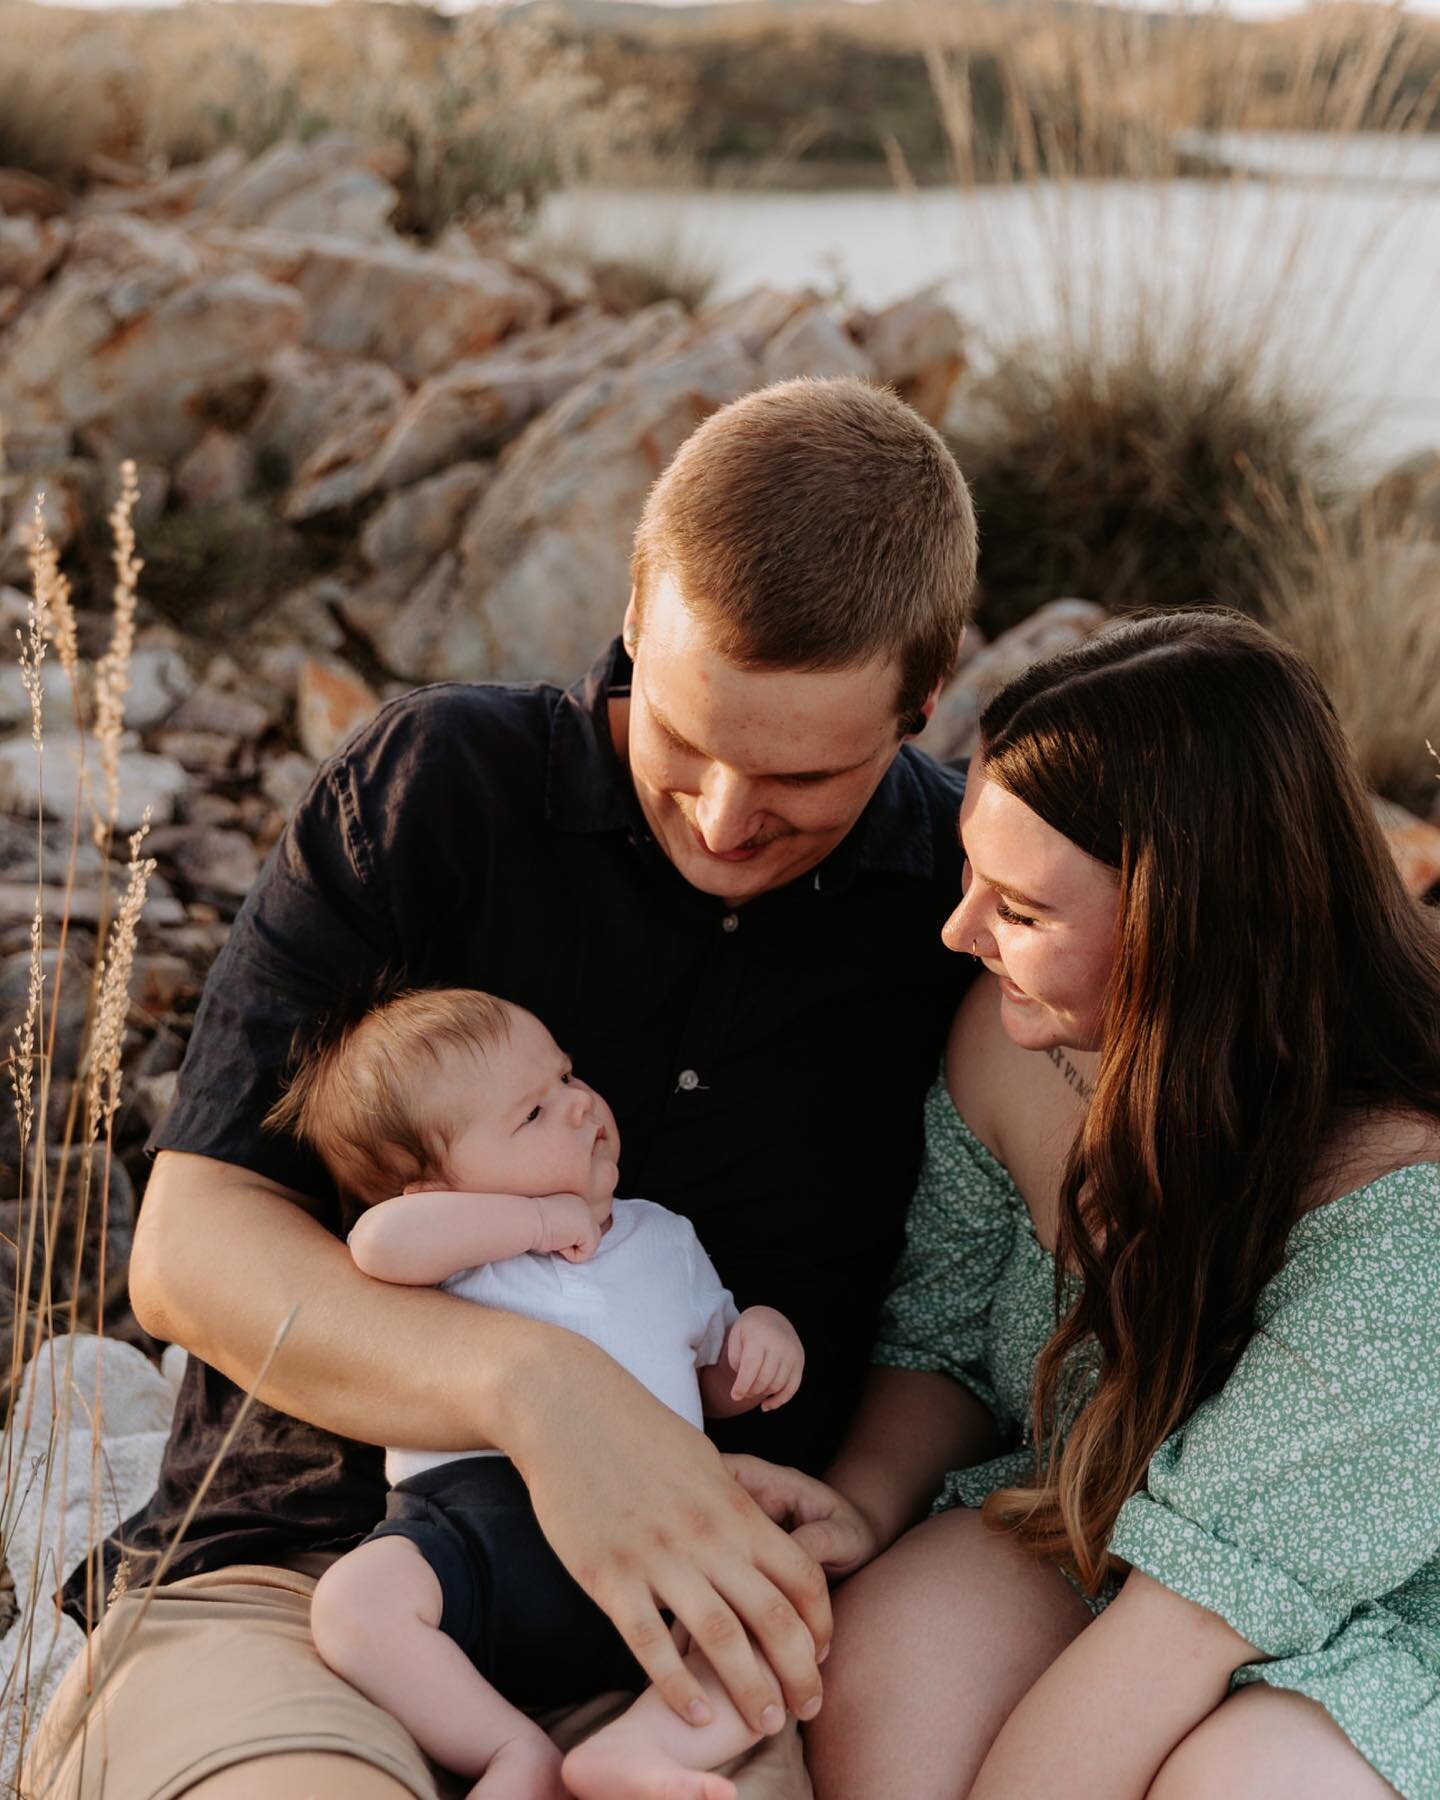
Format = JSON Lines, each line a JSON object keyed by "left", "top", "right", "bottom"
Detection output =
{"left": 365, "top": 1455, "right": 645, "bottom": 1712}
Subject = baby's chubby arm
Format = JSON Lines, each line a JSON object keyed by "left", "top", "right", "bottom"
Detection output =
{"left": 348, "top": 1187, "right": 601, "bottom": 1286}
{"left": 700, "top": 1306, "right": 805, "bottom": 1419}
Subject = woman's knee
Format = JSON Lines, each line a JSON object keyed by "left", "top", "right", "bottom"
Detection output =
{"left": 1147, "top": 1686, "right": 1397, "bottom": 1800}
{"left": 185, "top": 1751, "right": 424, "bottom": 1798}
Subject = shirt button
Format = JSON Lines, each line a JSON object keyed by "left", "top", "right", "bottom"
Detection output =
{"left": 721, "top": 913, "right": 739, "bottom": 933}
{"left": 677, "top": 1069, "right": 701, "bottom": 1091}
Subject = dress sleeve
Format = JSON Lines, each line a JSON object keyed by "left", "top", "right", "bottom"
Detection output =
{"left": 871, "top": 1076, "right": 1028, "bottom": 1420}
{"left": 1108, "top": 1168, "right": 1440, "bottom": 1658}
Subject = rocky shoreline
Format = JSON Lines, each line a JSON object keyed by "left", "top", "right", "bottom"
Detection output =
{"left": 2, "top": 131, "right": 1438, "bottom": 1354}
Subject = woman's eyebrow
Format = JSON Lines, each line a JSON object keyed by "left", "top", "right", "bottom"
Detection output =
{"left": 957, "top": 825, "right": 1053, "bottom": 912}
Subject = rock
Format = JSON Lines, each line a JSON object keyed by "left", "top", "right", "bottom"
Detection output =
{"left": 165, "top": 826, "right": 262, "bottom": 902}
{"left": 1368, "top": 449, "right": 1440, "bottom": 541}
{"left": 296, "top": 658, "right": 381, "bottom": 762}
{"left": 0, "top": 878, "right": 185, "bottom": 927}
{"left": 130, "top": 952, "right": 194, "bottom": 1016}
{"left": 248, "top": 347, "right": 407, "bottom": 482}
{"left": 0, "top": 167, "right": 71, "bottom": 218}
{"left": 131, "top": 1068, "right": 179, "bottom": 1132}
{"left": 284, "top": 408, "right": 399, "bottom": 523}
{"left": 195, "top": 134, "right": 402, "bottom": 242}
{"left": 0, "top": 658, "right": 84, "bottom": 733}
{"left": 0, "top": 947, "right": 91, "bottom": 1075}
{"left": 359, "top": 301, "right": 694, "bottom": 498}
{"left": 148, "top": 729, "right": 238, "bottom": 776}
{"left": 207, "top": 227, "right": 553, "bottom": 382}
{"left": 423, "top": 334, "right": 758, "bottom": 684}
{"left": 340, "top": 557, "right": 458, "bottom": 683}
{"left": 0, "top": 220, "right": 305, "bottom": 460}
{"left": 0, "top": 214, "right": 70, "bottom": 290}
{"left": 926, "top": 600, "right": 1112, "bottom": 761}
{"left": 1371, "top": 796, "right": 1440, "bottom": 900}
{"left": 759, "top": 306, "right": 873, "bottom": 385}
{"left": 360, "top": 463, "right": 492, "bottom": 571}
{"left": 173, "top": 429, "right": 255, "bottom": 508}
{"left": 166, "top": 683, "right": 272, "bottom": 742}
{"left": 0, "top": 467, "right": 87, "bottom": 585}
{"left": 850, "top": 294, "right": 968, "bottom": 426}
{"left": 261, "top": 750, "right": 317, "bottom": 817}
{"left": 700, "top": 288, "right": 813, "bottom": 359}
{"left": 0, "top": 732, "right": 190, "bottom": 832}
{"left": 125, "top": 643, "right": 194, "bottom": 730}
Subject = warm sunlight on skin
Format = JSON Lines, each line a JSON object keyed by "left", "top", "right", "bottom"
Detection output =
{"left": 621, "top": 569, "right": 910, "bottom": 904}
{"left": 426, "top": 1008, "right": 622, "bottom": 1224}
{"left": 944, "top": 756, "right": 1120, "bottom": 1054}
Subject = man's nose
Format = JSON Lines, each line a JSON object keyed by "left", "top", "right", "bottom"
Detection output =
{"left": 694, "top": 767, "right": 763, "bottom": 853}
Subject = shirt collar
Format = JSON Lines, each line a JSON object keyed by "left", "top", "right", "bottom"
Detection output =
{"left": 546, "top": 637, "right": 938, "bottom": 886}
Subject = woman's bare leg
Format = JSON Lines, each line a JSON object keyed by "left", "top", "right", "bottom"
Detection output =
{"left": 1147, "top": 1685, "right": 1399, "bottom": 1799}
{"left": 805, "top": 1508, "right": 1091, "bottom": 1800}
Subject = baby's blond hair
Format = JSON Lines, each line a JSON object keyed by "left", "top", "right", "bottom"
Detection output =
{"left": 265, "top": 988, "right": 512, "bottom": 1206}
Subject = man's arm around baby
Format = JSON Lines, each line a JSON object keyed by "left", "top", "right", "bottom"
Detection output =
{"left": 131, "top": 1151, "right": 831, "bottom": 1735}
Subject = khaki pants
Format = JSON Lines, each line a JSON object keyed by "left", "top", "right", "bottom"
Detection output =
{"left": 24, "top": 1563, "right": 814, "bottom": 1800}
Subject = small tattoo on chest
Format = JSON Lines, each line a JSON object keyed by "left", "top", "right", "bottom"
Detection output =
{"left": 1046, "top": 1046, "right": 1095, "bottom": 1104}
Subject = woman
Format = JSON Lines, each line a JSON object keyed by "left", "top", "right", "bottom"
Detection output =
{"left": 733, "top": 610, "right": 1440, "bottom": 1797}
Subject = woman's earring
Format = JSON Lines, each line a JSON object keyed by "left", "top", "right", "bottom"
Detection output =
{"left": 971, "top": 939, "right": 979, "bottom": 958}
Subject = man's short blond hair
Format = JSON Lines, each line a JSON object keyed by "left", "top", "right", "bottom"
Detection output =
{"left": 265, "top": 988, "right": 511, "bottom": 1207}
{"left": 631, "top": 376, "right": 978, "bottom": 723}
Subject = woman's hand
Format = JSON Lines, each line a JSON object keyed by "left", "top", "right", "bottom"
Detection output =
{"left": 722, "top": 1453, "right": 882, "bottom": 1580}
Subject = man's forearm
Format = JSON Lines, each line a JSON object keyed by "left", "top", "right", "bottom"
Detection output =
{"left": 131, "top": 1151, "right": 588, "bottom": 1454}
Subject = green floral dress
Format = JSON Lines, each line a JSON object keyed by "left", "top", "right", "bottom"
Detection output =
{"left": 874, "top": 1073, "right": 1440, "bottom": 1799}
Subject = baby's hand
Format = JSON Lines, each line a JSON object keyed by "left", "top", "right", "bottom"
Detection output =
{"left": 725, "top": 1306, "right": 804, "bottom": 1412}
{"left": 532, "top": 1193, "right": 602, "bottom": 1263}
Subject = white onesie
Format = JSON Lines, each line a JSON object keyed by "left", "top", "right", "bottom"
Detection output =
{"left": 385, "top": 1198, "right": 740, "bottom": 1483}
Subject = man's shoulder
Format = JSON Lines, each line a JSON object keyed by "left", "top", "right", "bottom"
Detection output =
{"left": 898, "top": 741, "right": 967, "bottom": 813}
{"left": 350, "top": 678, "right": 566, "bottom": 764}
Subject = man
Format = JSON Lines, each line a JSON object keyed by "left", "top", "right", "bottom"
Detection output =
{"left": 31, "top": 376, "right": 978, "bottom": 1799}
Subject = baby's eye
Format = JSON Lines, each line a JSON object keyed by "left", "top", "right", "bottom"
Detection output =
{"left": 560, "top": 1072, "right": 571, "bottom": 1085}
{"left": 995, "top": 898, "right": 1036, "bottom": 928}
{"left": 523, "top": 1105, "right": 541, "bottom": 1124}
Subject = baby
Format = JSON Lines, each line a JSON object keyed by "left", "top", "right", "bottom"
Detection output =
{"left": 266, "top": 986, "right": 805, "bottom": 1800}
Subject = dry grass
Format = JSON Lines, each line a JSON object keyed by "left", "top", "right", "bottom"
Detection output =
{"left": 0, "top": 2, "right": 662, "bottom": 231}
{"left": 914, "top": 2, "right": 1440, "bottom": 800}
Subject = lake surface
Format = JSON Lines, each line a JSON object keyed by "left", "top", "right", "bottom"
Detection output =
{"left": 537, "top": 139, "right": 1440, "bottom": 476}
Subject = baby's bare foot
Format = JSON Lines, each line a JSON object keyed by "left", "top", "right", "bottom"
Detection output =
{"left": 467, "top": 1731, "right": 567, "bottom": 1800}
{"left": 561, "top": 1739, "right": 737, "bottom": 1800}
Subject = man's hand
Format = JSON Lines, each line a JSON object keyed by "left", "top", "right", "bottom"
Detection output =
{"left": 725, "top": 1307, "right": 804, "bottom": 1411}
{"left": 723, "top": 1453, "right": 882, "bottom": 1580}
{"left": 509, "top": 1341, "right": 832, "bottom": 1736}
{"left": 531, "top": 1193, "right": 603, "bottom": 1263}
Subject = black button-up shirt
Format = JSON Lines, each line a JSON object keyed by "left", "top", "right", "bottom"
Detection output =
{"left": 95, "top": 641, "right": 968, "bottom": 1600}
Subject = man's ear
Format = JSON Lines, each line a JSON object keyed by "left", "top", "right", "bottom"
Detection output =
{"left": 902, "top": 680, "right": 946, "bottom": 739}
{"left": 622, "top": 590, "right": 639, "bottom": 656}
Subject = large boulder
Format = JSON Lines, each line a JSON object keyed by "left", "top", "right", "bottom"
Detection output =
{"left": 290, "top": 299, "right": 690, "bottom": 514}
{"left": 440, "top": 333, "right": 758, "bottom": 682}
{"left": 206, "top": 228, "right": 553, "bottom": 381}
{"left": 926, "top": 600, "right": 1112, "bottom": 761}
{"left": 247, "top": 347, "right": 407, "bottom": 481}
{"left": 850, "top": 294, "right": 968, "bottom": 427}
{"left": 193, "top": 134, "right": 404, "bottom": 242}
{"left": 0, "top": 217, "right": 303, "bottom": 461}
{"left": 759, "top": 305, "right": 873, "bottom": 384}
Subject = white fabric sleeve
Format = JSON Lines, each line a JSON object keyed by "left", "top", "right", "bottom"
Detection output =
{"left": 687, "top": 1224, "right": 741, "bottom": 1370}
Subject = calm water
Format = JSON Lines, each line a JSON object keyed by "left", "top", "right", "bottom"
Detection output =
{"left": 537, "top": 138, "right": 1440, "bottom": 476}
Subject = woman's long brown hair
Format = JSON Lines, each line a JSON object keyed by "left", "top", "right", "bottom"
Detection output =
{"left": 977, "top": 610, "right": 1440, "bottom": 1591}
